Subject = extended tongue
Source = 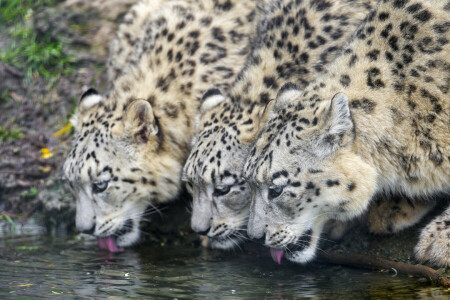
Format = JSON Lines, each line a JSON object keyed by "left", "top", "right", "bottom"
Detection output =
{"left": 97, "top": 237, "right": 124, "bottom": 253}
{"left": 270, "top": 248, "right": 284, "bottom": 264}
{"left": 98, "top": 237, "right": 108, "bottom": 250}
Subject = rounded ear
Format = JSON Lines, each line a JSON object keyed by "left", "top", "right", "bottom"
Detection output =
{"left": 123, "top": 100, "right": 158, "bottom": 143}
{"left": 200, "top": 88, "right": 226, "bottom": 114}
{"left": 258, "top": 99, "right": 275, "bottom": 125}
{"left": 325, "top": 92, "right": 353, "bottom": 136}
{"left": 78, "top": 88, "right": 103, "bottom": 114}
{"left": 274, "top": 82, "right": 302, "bottom": 111}
{"left": 240, "top": 99, "right": 276, "bottom": 144}
{"left": 314, "top": 93, "right": 354, "bottom": 153}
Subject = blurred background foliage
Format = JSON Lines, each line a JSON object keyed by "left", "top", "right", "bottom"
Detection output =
{"left": 0, "top": 0, "right": 74, "bottom": 82}
{"left": 0, "top": 0, "right": 132, "bottom": 221}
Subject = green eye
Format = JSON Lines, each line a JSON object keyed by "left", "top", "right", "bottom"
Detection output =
{"left": 213, "top": 185, "right": 231, "bottom": 197}
{"left": 268, "top": 186, "right": 284, "bottom": 200}
{"left": 93, "top": 181, "right": 109, "bottom": 193}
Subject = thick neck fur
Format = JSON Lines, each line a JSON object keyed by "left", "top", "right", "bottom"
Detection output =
{"left": 108, "top": 0, "right": 260, "bottom": 162}
{"left": 296, "top": 0, "right": 449, "bottom": 195}
{"left": 202, "top": 0, "right": 376, "bottom": 144}
{"left": 83, "top": 0, "right": 260, "bottom": 203}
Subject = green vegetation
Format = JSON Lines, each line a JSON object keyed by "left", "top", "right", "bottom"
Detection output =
{"left": 0, "top": 213, "right": 16, "bottom": 231}
{"left": 0, "top": 88, "right": 13, "bottom": 103}
{"left": 20, "top": 187, "right": 38, "bottom": 199}
{"left": 0, "top": 0, "right": 55, "bottom": 24}
{"left": 0, "top": 0, "right": 75, "bottom": 81}
{"left": 0, "top": 125, "right": 25, "bottom": 142}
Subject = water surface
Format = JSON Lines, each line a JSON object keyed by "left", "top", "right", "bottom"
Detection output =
{"left": 1, "top": 229, "right": 448, "bottom": 299}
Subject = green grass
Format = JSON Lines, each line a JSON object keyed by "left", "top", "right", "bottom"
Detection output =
{"left": 0, "top": 125, "right": 25, "bottom": 142}
{"left": 0, "top": 213, "right": 17, "bottom": 231}
{"left": 0, "top": 88, "right": 13, "bottom": 103}
{"left": 0, "top": 0, "right": 75, "bottom": 81}
{"left": 0, "top": 0, "right": 56, "bottom": 24}
{"left": 20, "top": 187, "right": 38, "bottom": 199}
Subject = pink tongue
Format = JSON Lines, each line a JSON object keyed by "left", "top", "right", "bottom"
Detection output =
{"left": 97, "top": 237, "right": 124, "bottom": 253}
{"left": 98, "top": 237, "right": 107, "bottom": 250}
{"left": 270, "top": 248, "right": 284, "bottom": 264}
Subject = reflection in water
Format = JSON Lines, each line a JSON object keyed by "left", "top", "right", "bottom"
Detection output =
{"left": 0, "top": 233, "right": 448, "bottom": 299}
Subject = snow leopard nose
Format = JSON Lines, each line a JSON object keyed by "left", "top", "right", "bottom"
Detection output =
{"left": 79, "top": 224, "right": 95, "bottom": 235}
{"left": 195, "top": 227, "right": 211, "bottom": 236}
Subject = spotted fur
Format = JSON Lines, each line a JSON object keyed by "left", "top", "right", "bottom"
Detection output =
{"left": 244, "top": 0, "right": 449, "bottom": 266}
{"left": 183, "top": 0, "right": 376, "bottom": 250}
{"left": 63, "top": 0, "right": 261, "bottom": 248}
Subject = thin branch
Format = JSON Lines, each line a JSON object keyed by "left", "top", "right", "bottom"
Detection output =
{"left": 317, "top": 251, "right": 450, "bottom": 288}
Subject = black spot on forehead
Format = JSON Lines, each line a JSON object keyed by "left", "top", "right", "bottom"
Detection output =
{"left": 433, "top": 22, "right": 450, "bottom": 34}
{"left": 348, "top": 54, "right": 358, "bottom": 67}
{"left": 388, "top": 36, "right": 399, "bottom": 51}
{"left": 339, "top": 74, "right": 351, "bottom": 87}
{"left": 350, "top": 98, "right": 376, "bottom": 114}
{"left": 122, "top": 178, "right": 135, "bottom": 184}
{"left": 366, "top": 49, "right": 380, "bottom": 61}
{"left": 305, "top": 182, "right": 315, "bottom": 189}
{"left": 347, "top": 182, "right": 356, "bottom": 191}
{"left": 380, "top": 23, "right": 393, "bottom": 38}
{"left": 378, "top": 12, "right": 389, "bottom": 21}
{"left": 413, "top": 10, "right": 431, "bottom": 23}
{"left": 366, "top": 67, "right": 385, "bottom": 89}
{"left": 263, "top": 76, "right": 279, "bottom": 90}
{"left": 393, "top": 0, "right": 409, "bottom": 9}
{"left": 326, "top": 180, "right": 339, "bottom": 187}
{"left": 406, "top": 3, "right": 422, "bottom": 13}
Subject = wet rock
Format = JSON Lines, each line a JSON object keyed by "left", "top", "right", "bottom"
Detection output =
{"left": 323, "top": 199, "right": 448, "bottom": 264}
{"left": 37, "top": 176, "right": 75, "bottom": 212}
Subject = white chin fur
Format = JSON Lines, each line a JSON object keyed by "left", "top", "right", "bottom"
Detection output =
{"left": 210, "top": 237, "right": 240, "bottom": 250}
{"left": 116, "top": 228, "right": 140, "bottom": 247}
{"left": 286, "top": 246, "right": 317, "bottom": 264}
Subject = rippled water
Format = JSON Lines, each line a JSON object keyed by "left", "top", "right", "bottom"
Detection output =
{"left": 1, "top": 229, "right": 449, "bottom": 299}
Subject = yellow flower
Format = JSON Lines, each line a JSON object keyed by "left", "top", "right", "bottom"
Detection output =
{"left": 40, "top": 148, "right": 54, "bottom": 159}
{"left": 54, "top": 122, "right": 73, "bottom": 137}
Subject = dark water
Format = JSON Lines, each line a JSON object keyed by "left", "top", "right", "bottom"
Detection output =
{"left": 1, "top": 227, "right": 449, "bottom": 299}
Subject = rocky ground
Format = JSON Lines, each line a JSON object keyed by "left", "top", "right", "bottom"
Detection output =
{"left": 0, "top": 1, "right": 448, "bottom": 277}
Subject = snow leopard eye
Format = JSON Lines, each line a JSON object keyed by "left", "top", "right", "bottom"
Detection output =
{"left": 268, "top": 186, "right": 284, "bottom": 200}
{"left": 213, "top": 185, "right": 231, "bottom": 197}
{"left": 93, "top": 181, "right": 109, "bottom": 193}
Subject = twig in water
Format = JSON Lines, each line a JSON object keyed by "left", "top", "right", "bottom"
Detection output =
{"left": 317, "top": 251, "right": 450, "bottom": 288}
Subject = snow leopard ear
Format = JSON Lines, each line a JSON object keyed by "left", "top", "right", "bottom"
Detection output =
{"left": 78, "top": 88, "right": 103, "bottom": 114}
{"left": 315, "top": 93, "right": 354, "bottom": 152}
{"left": 325, "top": 92, "right": 353, "bottom": 137}
{"left": 123, "top": 99, "right": 158, "bottom": 144}
{"left": 274, "top": 82, "right": 302, "bottom": 111}
{"left": 200, "top": 88, "right": 226, "bottom": 113}
{"left": 258, "top": 99, "right": 275, "bottom": 125}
